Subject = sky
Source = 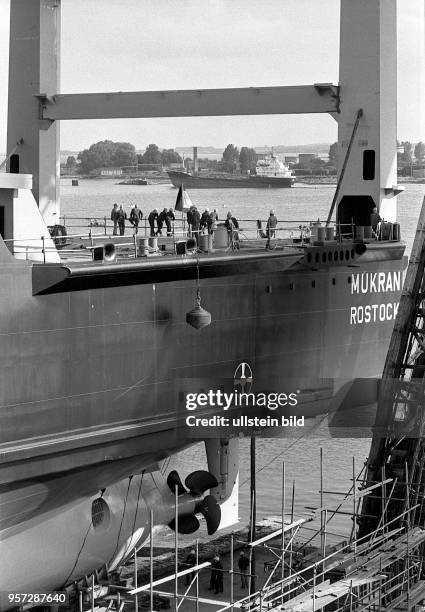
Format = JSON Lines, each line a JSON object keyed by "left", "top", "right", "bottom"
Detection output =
{"left": 0, "top": 0, "right": 424, "bottom": 153}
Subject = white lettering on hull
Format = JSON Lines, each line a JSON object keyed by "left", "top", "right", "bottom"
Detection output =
{"left": 351, "top": 271, "right": 401, "bottom": 294}
{"left": 350, "top": 270, "right": 402, "bottom": 325}
{"left": 350, "top": 302, "right": 399, "bottom": 325}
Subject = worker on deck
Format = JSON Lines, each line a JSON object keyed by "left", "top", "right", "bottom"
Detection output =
{"left": 117, "top": 205, "right": 127, "bottom": 236}
{"left": 148, "top": 209, "right": 158, "bottom": 236}
{"left": 110, "top": 203, "right": 119, "bottom": 235}
{"left": 166, "top": 208, "right": 175, "bottom": 236}
{"left": 186, "top": 206, "right": 194, "bottom": 236}
{"left": 208, "top": 209, "right": 218, "bottom": 235}
{"left": 370, "top": 206, "right": 382, "bottom": 239}
{"left": 191, "top": 206, "right": 201, "bottom": 242}
{"left": 158, "top": 208, "right": 169, "bottom": 236}
{"left": 266, "top": 209, "right": 278, "bottom": 249}
{"left": 225, "top": 211, "right": 240, "bottom": 249}
{"left": 200, "top": 208, "right": 210, "bottom": 232}
{"left": 129, "top": 204, "right": 143, "bottom": 234}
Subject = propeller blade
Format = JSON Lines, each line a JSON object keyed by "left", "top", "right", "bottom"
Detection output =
{"left": 197, "top": 495, "right": 221, "bottom": 535}
{"left": 185, "top": 470, "right": 219, "bottom": 495}
{"left": 168, "top": 515, "right": 200, "bottom": 534}
{"left": 167, "top": 470, "right": 187, "bottom": 496}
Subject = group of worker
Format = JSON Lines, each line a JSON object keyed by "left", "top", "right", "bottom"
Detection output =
{"left": 110, "top": 202, "right": 280, "bottom": 248}
{"left": 110, "top": 203, "right": 176, "bottom": 236}
{"left": 186, "top": 206, "right": 219, "bottom": 237}
{"left": 183, "top": 550, "right": 251, "bottom": 594}
{"left": 110, "top": 203, "right": 143, "bottom": 236}
{"left": 147, "top": 208, "right": 176, "bottom": 237}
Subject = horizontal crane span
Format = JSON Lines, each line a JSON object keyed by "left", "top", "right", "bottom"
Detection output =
{"left": 38, "top": 84, "right": 339, "bottom": 121}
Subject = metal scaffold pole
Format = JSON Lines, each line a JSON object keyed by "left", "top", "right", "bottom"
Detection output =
{"left": 281, "top": 461, "right": 285, "bottom": 602}
{"left": 289, "top": 480, "right": 295, "bottom": 577}
{"left": 353, "top": 457, "right": 357, "bottom": 557}
{"left": 174, "top": 485, "right": 179, "bottom": 612}
{"left": 249, "top": 437, "right": 256, "bottom": 594}
{"left": 320, "top": 448, "right": 325, "bottom": 573}
{"left": 230, "top": 534, "right": 234, "bottom": 612}
{"left": 195, "top": 539, "right": 199, "bottom": 612}
{"left": 150, "top": 509, "right": 154, "bottom": 612}
{"left": 134, "top": 547, "right": 138, "bottom": 612}
{"left": 91, "top": 574, "right": 95, "bottom": 612}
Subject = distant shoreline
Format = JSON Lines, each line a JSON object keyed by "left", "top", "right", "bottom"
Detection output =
{"left": 59, "top": 175, "right": 425, "bottom": 186}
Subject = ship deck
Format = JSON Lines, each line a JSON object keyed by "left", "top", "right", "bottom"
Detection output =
{"left": 2, "top": 214, "right": 406, "bottom": 292}
{"left": 31, "top": 231, "right": 405, "bottom": 294}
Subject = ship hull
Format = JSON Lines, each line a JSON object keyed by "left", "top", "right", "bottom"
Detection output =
{"left": 167, "top": 170, "right": 294, "bottom": 188}
{"left": 0, "top": 240, "right": 405, "bottom": 533}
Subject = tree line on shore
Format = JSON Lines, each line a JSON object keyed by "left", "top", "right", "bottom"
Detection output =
{"left": 65, "top": 141, "right": 182, "bottom": 174}
{"left": 64, "top": 139, "right": 425, "bottom": 176}
{"left": 397, "top": 141, "right": 425, "bottom": 174}
{"left": 64, "top": 141, "right": 261, "bottom": 174}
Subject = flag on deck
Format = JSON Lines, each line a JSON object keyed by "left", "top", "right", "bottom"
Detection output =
{"left": 175, "top": 184, "right": 193, "bottom": 212}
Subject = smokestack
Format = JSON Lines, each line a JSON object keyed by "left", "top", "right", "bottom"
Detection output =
{"left": 193, "top": 146, "right": 198, "bottom": 175}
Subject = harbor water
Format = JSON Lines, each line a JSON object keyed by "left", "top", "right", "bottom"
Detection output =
{"left": 61, "top": 179, "right": 425, "bottom": 544}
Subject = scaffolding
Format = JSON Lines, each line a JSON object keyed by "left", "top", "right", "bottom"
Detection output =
{"left": 359, "top": 197, "right": 425, "bottom": 539}
{"left": 70, "top": 446, "right": 425, "bottom": 612}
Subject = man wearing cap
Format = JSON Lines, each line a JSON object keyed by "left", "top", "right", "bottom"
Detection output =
{"left": 157, "top": 208, "right": 168, "bottom": 236}
{"left": 225, "top": 212, "right": 240, "bottom": 249}
{"left": 266, "top": 209, "right": 278, "bottom": 249}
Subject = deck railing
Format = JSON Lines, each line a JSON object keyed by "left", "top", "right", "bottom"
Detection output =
{"left": 2, "top": 218, "right": 399, "bottom": 264}
{"left": 58, "top": 216, "right": 343, "bottom": 241}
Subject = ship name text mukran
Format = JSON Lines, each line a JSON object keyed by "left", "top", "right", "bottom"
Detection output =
{"left": 350, "top": 271, "right": 401, "bottom": 325}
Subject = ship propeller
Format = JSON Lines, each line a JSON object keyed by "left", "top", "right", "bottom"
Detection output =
{"left": 185, "top": 470, "right": 219, "bottom": 495}
{"left": 167, "top": 470, "right": 221, "bottom": 535}
{"left": 166, "top": 470, "right": 187, "bottom": 496}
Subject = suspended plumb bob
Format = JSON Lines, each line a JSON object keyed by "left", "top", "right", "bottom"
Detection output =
{"left": 186, "top": 267, "right": 212, "bottom": 329}
{"left": 186, "top": 303, "right": 212, "bottom": 330}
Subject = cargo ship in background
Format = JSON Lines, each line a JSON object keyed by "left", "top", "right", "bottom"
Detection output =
{"left": 167, "top": 151, "right": 295, "bottom": 188}
{"left": 0, "top": 0, "right": 411, "bottom": 604}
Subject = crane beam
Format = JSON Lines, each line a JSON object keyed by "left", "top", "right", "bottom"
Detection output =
{"left": 38, "top": 84, "right": 339, "bottom": 121}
